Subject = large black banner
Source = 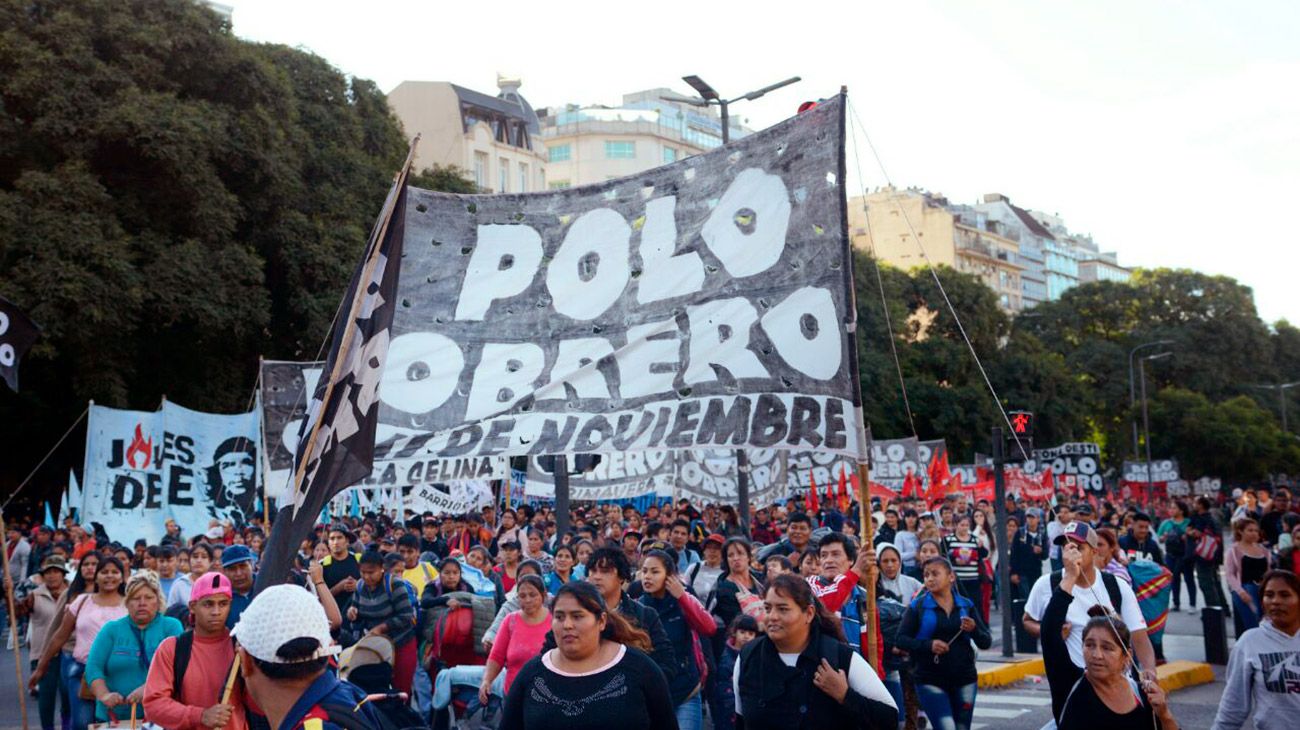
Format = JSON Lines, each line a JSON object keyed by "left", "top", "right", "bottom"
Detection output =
{"left": 370, "top": 96, "right": 861, "bottom": 463}
{"left": 0, "top": 296, "right": 40, "bottom": 392}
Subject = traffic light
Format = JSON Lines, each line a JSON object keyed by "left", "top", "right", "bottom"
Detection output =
{"left": 1005, "top": 410, "right": 1034, "bottom": 459}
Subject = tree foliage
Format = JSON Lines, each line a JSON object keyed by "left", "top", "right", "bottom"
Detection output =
{"left": 0, "top": 0, "right": 470, "bottom": 497}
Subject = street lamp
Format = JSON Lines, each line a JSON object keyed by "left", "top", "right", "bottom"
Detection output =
{"left": 672, "top": 75, "right": 802, "bottom": 144}
{"left": 1247, "top": 382, "right": 1300, "bottom": 433}
{"left": 1139, "top": 351, "right": 1172, "bottom": 489}
{"left": 1129, "top": 340, "right": 1173, "bottom": 458}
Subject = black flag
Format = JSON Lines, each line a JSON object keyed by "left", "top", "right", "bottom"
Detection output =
{"left": 255, "top": 141, "right": 416, "bottom": 590}
{"left": 0, "top": 296, "right": 40, "bottom": 392}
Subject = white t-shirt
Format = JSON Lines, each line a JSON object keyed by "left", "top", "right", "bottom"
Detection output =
{"left": 733, "top": 645, "right": 896, "bottom": 716}
{"left": 1046, "top": 520, "right": 1068, "bottom": 560}
{"left": 1024, "top": 569, "right": 1148, "bottom": 669}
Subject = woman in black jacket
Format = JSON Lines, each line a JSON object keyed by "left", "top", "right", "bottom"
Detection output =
{"left": 896, "top": 557, "right": 992, "bottom": 730}
{"left": 733, "top": 574, "right": 897, "bottom": 730}
{"left": 709, "top": 538, "right": 764, "bottom": 630}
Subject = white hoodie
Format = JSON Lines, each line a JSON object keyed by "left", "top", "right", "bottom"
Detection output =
{"left": 1213, "top": 619, "right": 1300, "bottom": 730}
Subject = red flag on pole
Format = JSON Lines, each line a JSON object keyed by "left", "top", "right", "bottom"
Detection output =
{"left": 837, "top": 467, "right": 849, "bottom": 512}
{"left": 806, "top": 470, "right": 820, "bottom": 513}
{"left": 928, "top": 451, "right": 951, "bottom": 491}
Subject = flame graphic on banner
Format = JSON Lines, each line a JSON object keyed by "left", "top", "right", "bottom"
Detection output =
{"left": 125, "top": 424, "right": 152, "bottom": 469}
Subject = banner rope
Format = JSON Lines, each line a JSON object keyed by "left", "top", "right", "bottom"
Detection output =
{"left": 2, "top": 404, "right": 89, "bottom": 511}
{"left": 847, "top": 101, "right": 1030, "bottom": 462}
{"left": 846, "top": 110, "right": 919, "bottom": 442}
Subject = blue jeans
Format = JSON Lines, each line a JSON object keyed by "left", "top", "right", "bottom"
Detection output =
{"left": 916, "top": 682, "right": 977, "bottom": 730}
{"left": 34, "top": 655, "right": 68, "bottom": 730}
{"left": 412, "top": 661, "right": 434, "bottom": 717}
{"left": 675, "top": 693, "right": 703, "bottom": 730}
{"left": 884, "top": 670, "right": 906, "bottom": 729}
{"left": 1232, "top": 582, "right": 1261, "bottom": 636}
{"left": 61, "top": 657, "right": 93, "bottom": 730}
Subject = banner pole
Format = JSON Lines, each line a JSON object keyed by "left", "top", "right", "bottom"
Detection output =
{"left": 856, "top": 457, "right": 879, "bottom": 673}
{"left": 0, "top": 510, "right": 30, "bottom": 730}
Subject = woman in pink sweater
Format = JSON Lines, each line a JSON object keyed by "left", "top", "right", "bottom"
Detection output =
{"left": 481, "top": 574, "right": 552, "bottom": 701}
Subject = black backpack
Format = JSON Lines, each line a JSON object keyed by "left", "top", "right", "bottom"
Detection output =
{"left": 1048, "top": 569, "right": 1122, "bottom": 610}
{"left": 317, "top": 698, "right": 424, "bottom": 730}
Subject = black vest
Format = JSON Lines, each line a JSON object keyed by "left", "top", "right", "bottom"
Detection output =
{"left": 737, "top": 628, "right": 860, "bottom": 730}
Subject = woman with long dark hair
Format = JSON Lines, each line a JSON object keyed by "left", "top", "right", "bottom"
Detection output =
{"left": 896, "top": 558, "right": 991, "bottom": 730}
{"left": 1158, "top": 500, "right": 1194, "bottom": 612}
{"left": 638, "top": 549, "right": 718, "bottom": 730}
{"left": 733, "top": 574, "right": 896, "bottom": 729}
{"left": 499, "top": 582, "right": 676, "bottom": 730}
{"left": 1225, "top": 518, "right": 1272, "bottom": 636}
{"left": 29, "top": 556, "right": 127, "bottom": 730}
{"left": 481, "top": 574, "right": 552, "bottom": 702}
{"left": 710, "top": 538, "right": 764, "bottom": 629}
{"left": 1042, "top": 542, "right": 1177, "bottom": 729}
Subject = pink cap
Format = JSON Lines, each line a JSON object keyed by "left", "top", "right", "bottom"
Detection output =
{"left": 190, "top": 571, "right": 233, "bottom": 603}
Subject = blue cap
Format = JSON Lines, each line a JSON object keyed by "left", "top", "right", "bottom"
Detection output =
{"left": 221, "top": 544, "right": 256, "bottom": 568}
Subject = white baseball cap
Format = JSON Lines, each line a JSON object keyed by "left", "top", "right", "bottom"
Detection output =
{"left": 231, "top": 585, "right": 340, "bottom": 664}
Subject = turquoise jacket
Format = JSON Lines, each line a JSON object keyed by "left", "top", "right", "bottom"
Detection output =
{"left": 84, "top": 613, "right": 183, "bottom": 721}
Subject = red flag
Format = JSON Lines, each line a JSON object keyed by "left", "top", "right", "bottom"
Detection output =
{"left": 869, "top": 479, "right": 898, "bottom": 503}
{"left": 924, "top": 469, "right": 946, "bottom": 507}
{"left": 837, "top": 467, "right": 850, "bottom": 512}
{"left": 825, "top": 474, "right": 837, "bottom": 510}
{"left": 902, "top": 468, "right": 921, "bottom": 499}
{"left": 946, "top": 471, "right": 964, "bottom": 495}
{"left": 806, "top": 470, "right": 820, "bottom": 513}
{"left": 928, "top": 450, "right": 951, "bottom": 490}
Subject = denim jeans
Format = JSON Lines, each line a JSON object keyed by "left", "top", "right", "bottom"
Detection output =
{"left": 884, "top": 670, "right": 906, "bottom": 729}
{"left": 1167, "top": 554, "right": 1197, "bottom": 609}
{"left": 412, "top": 661, "right": 434, "bottom": 717}
{"left": 916, "top": 682, "right": 977, "bottom": 730}
{"left": 675, "top": 693, "right": 703, "bottom": 730}
{"left": 61, "top": 656, "right": 93, "bottom": 730}
{"left": 1232, "top": 582, "right": 1262, "bottom": 636}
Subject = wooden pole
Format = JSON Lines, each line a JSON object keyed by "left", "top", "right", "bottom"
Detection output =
{"left": 219, "top": 651, "right": 241, "bottom": 704}
{"left": 856, "top": 460, "right": 880, "bottom": 673}
{"left": 0, "top": 511, "right": 30, "bottom": 730}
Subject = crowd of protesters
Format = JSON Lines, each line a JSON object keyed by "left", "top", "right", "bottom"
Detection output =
{"left": 0, "top": 482, "right": 1297, "bottom": 729}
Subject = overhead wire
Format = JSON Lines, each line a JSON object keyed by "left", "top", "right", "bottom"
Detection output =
{"left": 847, "top": 101, "right": 1030, "bottom": 462}
{"left": 846, "top": 111, "right": 919, "bottom": 440}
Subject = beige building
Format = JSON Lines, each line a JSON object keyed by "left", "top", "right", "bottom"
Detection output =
{"left": 849, "top": 188, "right": 1025, "bottom": 312}
{"left": 538, "top": 89, "right": 749, "bottom": 189}
{"left": 387, "top": 76, "right": 547, "bottom": 193}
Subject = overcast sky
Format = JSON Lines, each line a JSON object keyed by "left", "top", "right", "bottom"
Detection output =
{"left": 228, "top": 0, "right": 1298, "bottom": 324}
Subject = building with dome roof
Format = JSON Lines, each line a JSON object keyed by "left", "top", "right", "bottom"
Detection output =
{"left": 388, "top": 75, "right": 548, "bottom": 193}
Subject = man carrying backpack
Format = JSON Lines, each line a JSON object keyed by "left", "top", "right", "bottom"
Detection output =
{"left": 143, "top": 572, "right": 241, "bottom": 729}
{"left": 1021, "top": 522, "right": 1158, "bottom": 679}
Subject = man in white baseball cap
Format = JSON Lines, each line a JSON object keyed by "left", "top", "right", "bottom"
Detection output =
{"left": 233, "top": 585, "right": 382, "bottom": 730}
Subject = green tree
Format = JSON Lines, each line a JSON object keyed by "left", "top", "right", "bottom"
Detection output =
{"left": 0, "top": 0, "right": 469, "bottom": 502}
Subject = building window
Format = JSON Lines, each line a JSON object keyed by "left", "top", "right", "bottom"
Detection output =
{"left": 519, "top": 163, "right": 528, "bottom": 193}
{"left": 499, "top": 158, "right": 508, "bottom": 193}
{"left": 548, "top": 144, "right": 571, "bottom": 162}
{"left": 548, "top": 180, "right": 571, "bottom": 190}
{"left": 473, "top": 152, "right": 488, "bottom": 189}
{"left": 605, "top": 141, "right": 636, "bottom": 159}
{"left": 663, "top": 146, "right": 677, "bottom": 163}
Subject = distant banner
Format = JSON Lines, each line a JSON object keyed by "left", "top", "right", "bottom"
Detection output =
{"left": 869, "top": 437, "right": 922, "bottom": 489}
{"left": 81, "top": 401, "right": 260, "bottom": 542}
{"left": 978, "top": 442, "right": 1103, "bottom": 493}
{"left": 358, "top": 96, "right": 860, "bottom": 462}
{"left": 918, "top": 439, "right": 946, "bottom": 467}
{"left": 405, "top": 481, "right": 494, "bottom": 516}
{"left": 260, "top": 359, "right": 508, "bottom": 501}
{"left": 526, "top": 451, "right": 675, "bottom": 502}
{"left": 1122, "top": 459, "right": 1179, "bottom": 484}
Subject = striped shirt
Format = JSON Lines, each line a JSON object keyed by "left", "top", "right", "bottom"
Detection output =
{"left": 944, "top": 536, "right": 984, "bottom": 582}
{"left": 347, "top": 575, "right": 417, "bottom": 646}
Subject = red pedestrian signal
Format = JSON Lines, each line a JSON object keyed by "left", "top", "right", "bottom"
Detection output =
{"left": 1009, "top": 411, "right": 1033, "bottom": 436}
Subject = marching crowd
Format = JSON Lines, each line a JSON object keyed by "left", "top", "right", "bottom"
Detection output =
{"left": 1, "top": 483, "right": 1298, "bottom": 730}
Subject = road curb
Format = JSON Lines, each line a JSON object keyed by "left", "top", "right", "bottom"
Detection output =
{"left": 1156, "top": 660, "right": 1214, "bottom": 692}
{"left": 977, "top": 657, "right": 1045, "bottom": 688}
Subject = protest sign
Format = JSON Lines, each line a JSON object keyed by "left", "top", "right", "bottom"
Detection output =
{"left": 405, "top": 481, "right": 494, "bottom": 516}
{"left": 260, "top": 359, "right": 508, "bottom": 501}
{"left": 526, "top": 450, "right": 675, "bottom": 502}
{"left": 868, "top": 437, "right": 922, "bottom": 489}
{"left": 367, "top": 96, "right": 860, "bottom": 462}
{"left": 81, "top": 401, "right": 260, "bottom": 542}
{"left": 0, "top": 296, "right": 40, "bottom": 392}
{"left": 1122, "top": 459, "right": 1179, "bottom": 484}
